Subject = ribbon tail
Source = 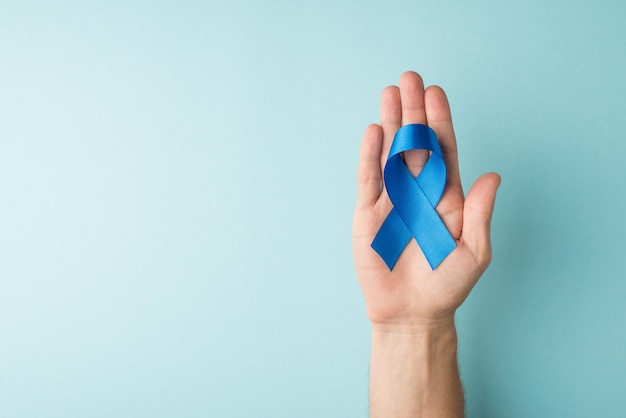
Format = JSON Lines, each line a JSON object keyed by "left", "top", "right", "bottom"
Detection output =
{"left": 371, "top": 209, "right": 412, "bottom": 270}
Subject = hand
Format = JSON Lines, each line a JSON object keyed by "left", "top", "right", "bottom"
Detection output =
{"left": 353, "top": 71, "right": 501, "bottom": 328}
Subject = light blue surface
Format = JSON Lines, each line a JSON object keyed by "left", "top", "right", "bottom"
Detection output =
{"left": 1, "top": 1, "right": 625, "bottom": 416}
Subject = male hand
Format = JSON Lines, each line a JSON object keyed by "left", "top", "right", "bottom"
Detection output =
{"left": 353, "top": 71, "right": 501, "bottom": 328}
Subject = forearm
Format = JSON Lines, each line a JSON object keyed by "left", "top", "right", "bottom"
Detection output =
{"left": 369, "top": 319, "right": 464, "bottom": 418}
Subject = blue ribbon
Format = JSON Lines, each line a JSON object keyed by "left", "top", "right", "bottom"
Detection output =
{"left": 371, "top": 124, "right": 456, "bottom": 270}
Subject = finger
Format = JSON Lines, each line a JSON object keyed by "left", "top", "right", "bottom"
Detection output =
{"left": 400, "top": 71, "right": 426, "bottom": 125}
{"left": 379, "top": 85, "right": 401, "bottom": 170}
{"left": 461, "top": 172, "right": 501, "bottom": 268}
{"left": 356, "top": 124, "right": 384, "bottom": 209}
{"left": 424, "top": 86, "right": 464, "bottom": 239}
{"left": 399, "top": 71, "right": 429, "bottom": 177}
{"left": 424, "top": 86, "right": 463, "bottom": 194}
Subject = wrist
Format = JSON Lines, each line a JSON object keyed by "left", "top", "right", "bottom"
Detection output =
{"left": 371, "top": 318, "right": 458, "bottom": 362}
{"left": 370, "top": 318, "right": 463, "bottom": 417}
{"left": 369, "top": 316, "right": 463, "bottom": 417}
{"left": 371, "top": 314, "right": 457, "bottom": 337}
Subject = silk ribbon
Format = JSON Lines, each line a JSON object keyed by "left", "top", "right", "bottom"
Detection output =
{"left": 371, "top": 124, "right": 456, "bottom": 270}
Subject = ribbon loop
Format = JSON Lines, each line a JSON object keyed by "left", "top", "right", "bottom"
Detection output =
{"left": 371, "top": 124, "right": 456, "bottom": 270}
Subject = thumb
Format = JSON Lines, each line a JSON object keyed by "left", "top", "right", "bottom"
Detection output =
{"left": 461, "top": 172, "right": 501, "bottom": 268}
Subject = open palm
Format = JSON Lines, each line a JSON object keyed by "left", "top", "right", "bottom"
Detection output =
{"left": 353, "top": 72, "right": 500, "bottom": 326}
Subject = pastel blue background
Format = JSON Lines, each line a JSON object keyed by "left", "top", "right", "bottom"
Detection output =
{"left": 1, "top": 1, "right": 625, "bottom": 417}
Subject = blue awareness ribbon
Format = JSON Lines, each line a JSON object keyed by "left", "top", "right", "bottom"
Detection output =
{"left": 371, "top": 124, "right": 456, "bottom": 270}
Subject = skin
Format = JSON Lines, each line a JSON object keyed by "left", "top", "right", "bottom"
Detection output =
{"left": 353, "top": 71, "right": 501, "bottom": 417}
